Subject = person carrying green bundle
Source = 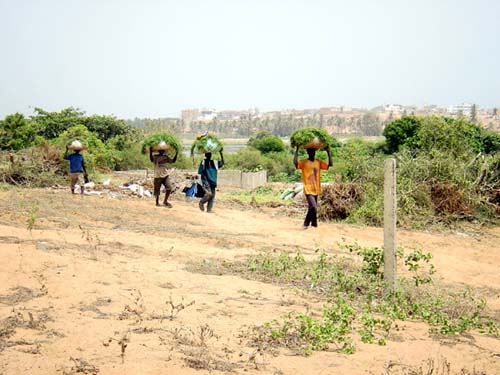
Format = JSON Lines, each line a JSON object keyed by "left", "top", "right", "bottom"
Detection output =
{"left": 198, "top": 151, "right": 224, "bottom": 213}
{"left": 150, "top": 148, "right": 178, "bottom": 207}
{"left": 293, "top": 146, "right": 332, "bottom": 229}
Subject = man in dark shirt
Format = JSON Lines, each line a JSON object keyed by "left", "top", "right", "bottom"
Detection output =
{"left": 198, "top": 151, "right": 224, "bottom": 213}
{"left": 150, "top": 148, "right": 178, "bottom": 207}
{"left": 64, "top": 146, "right": 88, "bottom": 195}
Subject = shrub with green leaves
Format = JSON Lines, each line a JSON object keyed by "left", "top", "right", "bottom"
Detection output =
{"left": 53, "top": 125, "right": 109, "bottom": 172}
{"left": 0, "top": 113, "right": 39, "bottom": 151}
{"left": 248, "top": 131, "right": 286, "bottom": 154}
{"left": 382, "top": 116, "right": 422, "bottom": 153}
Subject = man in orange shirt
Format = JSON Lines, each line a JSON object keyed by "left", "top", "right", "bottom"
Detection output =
{"left": 294, "top": 146, "right": 332, "bottom": 229}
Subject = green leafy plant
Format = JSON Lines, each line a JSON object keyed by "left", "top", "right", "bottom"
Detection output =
{"left": 233, "top": 243, "right": 499, "bottom": 357}
{"left": 26, "top": 204, "right": 39, "bottom": 232}
{"left": 248, "top": 131, "right": 286, "bottom": 154}
{"left": 359, "top": 310, "right": 392, "bottom": 345}
{"left": 262, "top": 298, "right": 356, "bottom": 355}
{"left": 404, "top": 247, "right": 435, "bottom": 286}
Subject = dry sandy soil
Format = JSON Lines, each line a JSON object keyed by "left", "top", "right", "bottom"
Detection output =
{"left": 0, "top": 187, "right": 499, "bottom": 375}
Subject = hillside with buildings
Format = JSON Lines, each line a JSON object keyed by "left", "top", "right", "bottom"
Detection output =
{"left": 128, "top": 103, "right": 500, "bottom": 138}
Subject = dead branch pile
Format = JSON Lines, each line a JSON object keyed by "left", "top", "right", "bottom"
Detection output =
{"left": 430, "top": 182, "right": 473, "bottom": 216}
{"left": 0, "top": 143, "right": 66, "bottom": 187}
{"left": 485, "top": 189, "right": 500, "bottom": 215}
{"left": 317, "top": 183, "right": 362, "bottom": 220}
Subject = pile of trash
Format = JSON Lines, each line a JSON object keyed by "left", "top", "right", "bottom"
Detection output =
{"left": 74, "top": 169, "right": 195, "bottom": 199}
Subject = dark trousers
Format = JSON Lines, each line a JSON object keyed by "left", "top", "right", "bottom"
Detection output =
{"left": 154, "top": 176, "right": 172, "bottom": 203}
{"left": 200, "top": 182, "right": 216, "bottom": 211}
{"left": 304, "top": 194, "right": 318, "bottom": 227}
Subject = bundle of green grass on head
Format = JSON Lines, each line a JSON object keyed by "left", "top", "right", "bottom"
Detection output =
{"left": 190, "top": 133, "right": 223, "bottom": 155}
{"left": 290, "top": 127, "right": 336, "bottom": 150}
{"left": 142, "top": 132, "right": 182, "bottom": 155}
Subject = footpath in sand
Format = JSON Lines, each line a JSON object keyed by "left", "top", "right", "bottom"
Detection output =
{"left": 0, "top": 188, "right": 499, "bottom": 375}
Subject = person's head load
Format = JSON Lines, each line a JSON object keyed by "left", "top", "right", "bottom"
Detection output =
{"left": 68, "top": 140, "right": 86, "bottom": 151}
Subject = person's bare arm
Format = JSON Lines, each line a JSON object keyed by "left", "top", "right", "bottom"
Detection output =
{"left": 149, "top": 148, "right": 154, "bottom": 163}
{"left": 326, "top": 147, "right": 333, "bottom": 167}
{"left": 293, "top": 146, "right": 299, "bottom": 168}
{"left": 172, "top": 151, "right": 178, "bottom": 163}
{"left": 82, "top": 159, "right": 87, "bottom": 176}
{"left": 220, "top": 151, "right": 225, "bottom": 165}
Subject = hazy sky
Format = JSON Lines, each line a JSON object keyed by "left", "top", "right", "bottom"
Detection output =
{"left": 1, "top": 0, "right": 499, "bottom": 118}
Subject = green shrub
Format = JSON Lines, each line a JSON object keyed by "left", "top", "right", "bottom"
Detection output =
{"left": 108, "top": 135, "right": 150, "bottom": 171}
{"left": 248, "top": 131, "right": 286, "bottom": 153}
{"left": 479, "top": 130, "right": 500, "bottom": 154}
{"left": 52, "top": 125, "right": 110, "bottom": 172}
{"left": 0, "top": 113, "right": 38, "bottom": 150}
{"left": 382, "top": 116, "right": 422, "bottom": 154}
{"left": 224, "top": 148, "right": 264, "bottom": 172}
{"left": 337, "top": 138, "right": 384, "bottom": 183}
{"left": 416, "top": 117, "right": 483, "bottom": 156}
{"left": 346, "top": 183, "right": 384, "bottom": 226}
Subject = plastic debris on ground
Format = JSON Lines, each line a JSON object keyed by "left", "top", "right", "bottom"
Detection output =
{"left": 66, "top": 169, "right": 192, "bottom": 200}
{"left": 280, "top": 184, "right": 303, "bottom": 200}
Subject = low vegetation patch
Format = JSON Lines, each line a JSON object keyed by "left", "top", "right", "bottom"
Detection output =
{"left": 189, "top": 243, "right": 499, "bottom": 356}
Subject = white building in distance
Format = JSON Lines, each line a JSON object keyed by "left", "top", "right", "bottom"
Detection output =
{"left": 447, "top": 103, "right": 474, "bottom": 117}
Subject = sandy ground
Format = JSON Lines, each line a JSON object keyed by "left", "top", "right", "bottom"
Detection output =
{"left": 0, "top": 188, "right": 499, "bottom": 375}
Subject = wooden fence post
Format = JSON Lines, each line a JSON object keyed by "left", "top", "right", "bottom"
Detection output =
{"left": 384, "top": 158, "right": 397, "bottom": 292}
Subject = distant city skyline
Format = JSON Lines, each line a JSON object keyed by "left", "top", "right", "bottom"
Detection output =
{"left": 1, "top": 0, "right": 499, "bottom": 119}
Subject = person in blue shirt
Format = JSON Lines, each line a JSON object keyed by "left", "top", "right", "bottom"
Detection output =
{"left": 64, "top": 146, "right": 88, "bottom": 194}
{"left": 198, "top": 151, "right": 224, "bottom": 213}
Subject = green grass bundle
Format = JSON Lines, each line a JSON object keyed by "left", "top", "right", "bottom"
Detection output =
{"left": 290, "top": 128, "right": 336, "bottom": 150}
{"left": 190, "top": 133, "right": 223, "bottom": 155}
{"left": 142, "top": 133, "right": 182, "bottom": 154}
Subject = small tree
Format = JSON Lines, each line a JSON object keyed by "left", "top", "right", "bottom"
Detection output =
{"left": 382, "top": 116, "right": 422, "bottom": 154}
{"left": 0, "top": 113, "right": 38, "bottom": 150}
{"left": 248, "top": 131, "right": 285, "bottom": 154}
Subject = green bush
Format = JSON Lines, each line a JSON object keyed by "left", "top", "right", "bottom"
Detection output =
{"left": 248, "top": 131, "right": 286, "bottom": 153}
{"left": 0, "top": 113, "right": 38, "bottom": 151}
{"left": 383, "top": 115, "right": 499, "bottom": 156}
{"left": 416, "top": 117, "right": 483, "bottom": 157}
{"left": 224, "top": 148, "right": 264, "bottom": 172}
{"left": 382, "top": 116, "right": 421, "bottom": 154}
{"left": 107, "top": 134, "right": 150, "bottom": 171}
{"left": 32, "top": 107, "right": 131, "bottom": 142}
{"left": 337, "top": 138, "right": 384, "bottom": 184}
{"left": 52, "top": 125, "right": 110, "bottom": 172}
{"left": 479, "top": 129, "right": 500, "bottom": 154}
